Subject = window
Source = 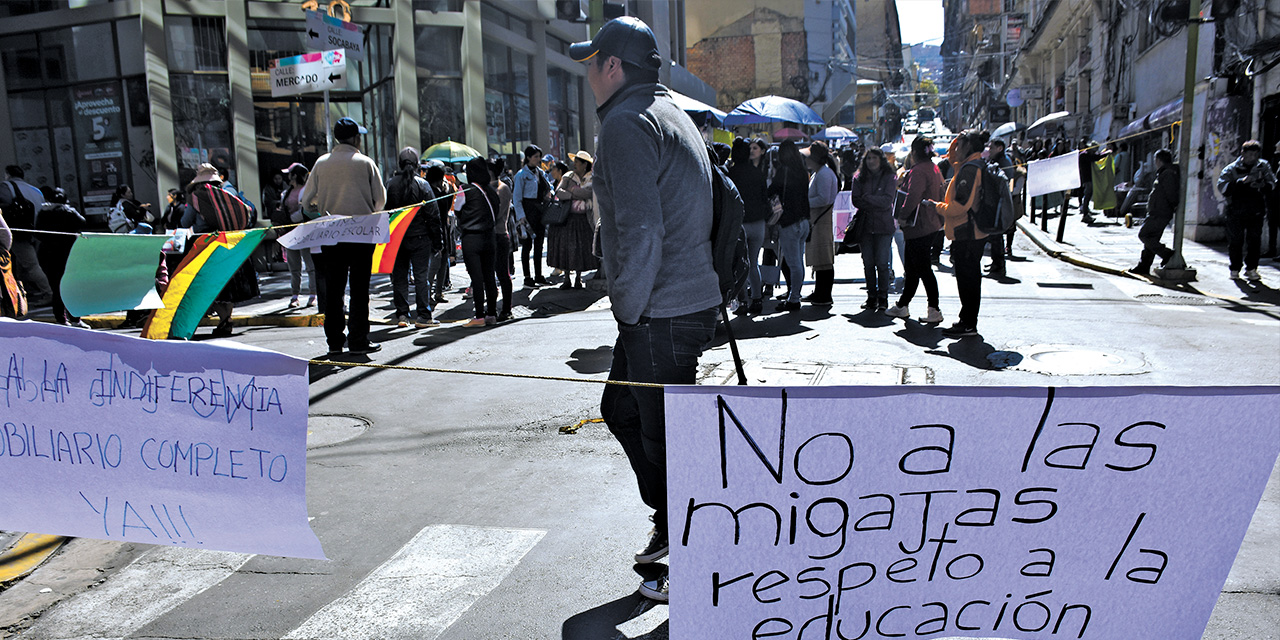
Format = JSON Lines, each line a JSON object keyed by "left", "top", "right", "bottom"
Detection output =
{"left": 547, "top": 66, "right": 581, "bottom": 160}
{"left": 416, "top": 26, "right": 464, "bottom": 149}
{"left": 484, "top": 39, "right": 532, "bottom": 158}
{"left": 167, "top": 16, "right": 228, "bottom": 73}
{"left": 413, "top": 0, "right": 463, "bottom": 11}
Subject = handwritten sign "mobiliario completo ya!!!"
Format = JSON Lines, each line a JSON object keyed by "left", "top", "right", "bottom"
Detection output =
{"left": 667, "top": 385, "right": 1279, "bottom": 640}
{"left": 0, "top": 320, "right": 324, "bottom": 559}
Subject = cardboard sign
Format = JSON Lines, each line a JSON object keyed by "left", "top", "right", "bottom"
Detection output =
{"left": 1027, "top": 151, "right": 1082, "bottom": 198}
{"left": 0, "top": 320, "right": 324, "bottom": 559}
{"left": 666, "top": 386, "right": 1280, "bottom": 639}
{"left": 277, "top": 213, "right": 390, "bottom": 250}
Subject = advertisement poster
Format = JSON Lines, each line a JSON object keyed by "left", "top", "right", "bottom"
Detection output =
{"left": 72, "top": 81, "right": 126, "bottom": 218}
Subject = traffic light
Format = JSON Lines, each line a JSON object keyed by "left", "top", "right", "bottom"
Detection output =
{"left": 556, "top": 0, "right": 587, "bottom": 21}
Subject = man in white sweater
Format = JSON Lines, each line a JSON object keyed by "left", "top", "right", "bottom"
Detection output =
{"left": 301, "top": 117, "right": 387, "bottom": 357}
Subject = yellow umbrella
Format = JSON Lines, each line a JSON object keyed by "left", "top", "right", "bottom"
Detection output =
{"left": 422, "top": 140, "right": 482, "bottom": 163}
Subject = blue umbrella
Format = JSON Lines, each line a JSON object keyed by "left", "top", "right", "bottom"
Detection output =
{"left": 723, "top": 95, "right": 825, "bottom": 127}
{"left": 669, "top": 90, "right": 727, "bottom": 127}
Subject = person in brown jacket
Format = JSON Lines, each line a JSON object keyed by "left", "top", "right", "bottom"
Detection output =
{"left": 924, "top": 129, "right": 987, "bottom": 337}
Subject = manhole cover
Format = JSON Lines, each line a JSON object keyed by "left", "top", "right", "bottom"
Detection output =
{"left": 1005, "top": 344, "right": 1148, "bottom": 376}
{"left": 1135, "top": 293, "right": 1223, "bottom": 306}
{"left": 307, "top": 414, "right": 370, "bottom": 449}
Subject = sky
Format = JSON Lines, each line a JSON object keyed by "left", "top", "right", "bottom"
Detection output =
{"left": 896, "top": 0, "right": 946, "bottom": 47}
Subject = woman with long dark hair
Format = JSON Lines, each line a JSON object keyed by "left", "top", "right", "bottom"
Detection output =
{"left": 454, "top": 157, "right": 500, "bottom": 326}
{"left": 802, "top": 141, "right": 840, "bottom": 305}
{"left": 849, "top": 147, "right": 897, "bottom": 311}
{"left": 885, "top": 136, "right": 945, "bottom": 323}
{"left": 767, "top": 141, "right": 810, "bottom": 311}
{"left": 728, "top": 138, "right": 771, "bottom": 315}
{"left": 489, "top": 158, "right": 515, "bottom": 321}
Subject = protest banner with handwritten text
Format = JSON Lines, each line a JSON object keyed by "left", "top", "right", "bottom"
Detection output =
{"left": 667, "top": 386, "right": 1279, "bottom": 639}
{"left": 0, "top": 320, "right": 324, "bottom": 559}
{"left": 277, "top": 212, "right": 389, "bottom": 250}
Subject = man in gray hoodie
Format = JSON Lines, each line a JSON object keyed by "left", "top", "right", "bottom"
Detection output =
{"left": 571, "top": 16, "right": 721, "bottom": 603}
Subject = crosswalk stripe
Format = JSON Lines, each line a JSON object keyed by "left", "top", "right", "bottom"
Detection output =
{"left": 283, "top": 524, "right": 545, "bottom": 640}
{"left": 22, "top": 547, "right": 252, "bottom": 640}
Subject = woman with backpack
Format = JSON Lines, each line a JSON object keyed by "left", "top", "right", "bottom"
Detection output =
{"left": 923, "top": 129, "right": 988, "bottom": 338}
{"left": 885, "top": 136, "right": 945, "bottom": 324}
{"left": 454, "top": 157, "right": 500, "bottom": 326}
{"left": 848, "top": 147, "right": 897, "bottom": 312}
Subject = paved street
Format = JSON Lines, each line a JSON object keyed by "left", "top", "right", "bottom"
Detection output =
{"left": 2, "top": 228, "right": 1278, "bottom": 639}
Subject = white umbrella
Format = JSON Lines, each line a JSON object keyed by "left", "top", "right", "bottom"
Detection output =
{"left": 814, "top": 126, "right": 858, "bottom": 142}
{"left": 991, "top": 121, "right": 1024, "bottom": 138}
{"left": 1027, "top": 111, "right": 1071, "bottom": 133}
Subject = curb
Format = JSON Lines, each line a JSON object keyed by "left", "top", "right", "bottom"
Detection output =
{"left": 0, "top": 534, "right": 67, "bottom": 586}
{"left": 1016, "top": 219, "right": 1139, "bottom": 279}
{"left": 79, "top": 312, "right": 325, "bottom": 330}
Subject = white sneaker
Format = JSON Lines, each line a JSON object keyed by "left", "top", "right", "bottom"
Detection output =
{"left": 1243, "top": 269, "right": 1261, "bottom": 282}
{"left": 1229, "top": 270, "right": 1241, "bottom": 280}
{"left": 921, "top": 307, "right": 944, "bottom": 324}
{"left": 885, "top": 304, "right": 909, "bottom": 318}
{"left": 638, "top": 574, "right": 668, "bottom": 603}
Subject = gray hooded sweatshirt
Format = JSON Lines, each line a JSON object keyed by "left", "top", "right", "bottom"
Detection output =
{"left": 593, "top": 82, "right": 721, "bottom": 325}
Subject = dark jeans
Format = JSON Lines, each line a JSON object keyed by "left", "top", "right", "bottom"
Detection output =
{"left": 860, "top": 232, "right": 893, "bottom": 302}
{"left": 322, "top": 242, "right": 375, "bottom": 352}
{"left": 1136, "top": 215, "right": 1174, "bottom": 270}
{"left": 600, "top": 308, "right": 717, "bottom": 537}
{"left": 520, "top": 206, "right": 546, "bottom": 280}
{"left": 986, "top": 231, "right": 1010, "bottom": 272}
{"left": 950, "top": 238, "right": 984, "bottom": 328}
{"left": 494, "top": 233, "right": 513, "bottom": 316}
{"left": 461, "top": 232, "right": 498, "bottom": 318}
{"left": 1226, "top": 213, "right": 1264, "bottom": 271}
{"left": 898, "top": 232, "right": 940, "bottom": 309}
{"left": 391, "top": 234, "right": 436, "bottom": 321}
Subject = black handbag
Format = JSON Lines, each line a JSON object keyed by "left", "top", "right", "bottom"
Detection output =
{"left": 542, "top": 199, "right": 571, "bottom": 226}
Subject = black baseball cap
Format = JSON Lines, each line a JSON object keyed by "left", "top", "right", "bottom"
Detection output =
{"left": 569, "top": 17, "right": 661, "bottom": 70}
{"left": 333, "top": 117, "right": 367, "bottom": 139}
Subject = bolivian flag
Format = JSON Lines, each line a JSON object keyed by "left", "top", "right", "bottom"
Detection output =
{"left": 142, "top": 228, "right": 266, "bottom": 340}
{"left": 370, "top": 205, "right": 421, "bottom": 274}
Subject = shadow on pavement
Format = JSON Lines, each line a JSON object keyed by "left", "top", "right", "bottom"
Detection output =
{"left": 894, "top": 319, "right": 943, "bottom": 349}
{"left": 925, "top": 335, "right": 997, "bottom": 370}
{"left": 567, "top": 345, "right": 614, "bottom": 374}
{"left": 843, "top": 308, "right": 894, "bottom": 329}
{"left": 562, "top": 594, "right": 668, "bottom": 640}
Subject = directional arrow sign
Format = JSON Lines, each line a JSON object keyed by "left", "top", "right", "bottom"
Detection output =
{"left": 269, "top": 50, "right": 347, "bottom": 98}
{"left": 305, "top": 9, "right": 366, "bottom": 61}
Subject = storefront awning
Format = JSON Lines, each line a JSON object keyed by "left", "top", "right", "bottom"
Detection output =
{"left": 1117, "top": 98, "right": 1183, "bottom": 139}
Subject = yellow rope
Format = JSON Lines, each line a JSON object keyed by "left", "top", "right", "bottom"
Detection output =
{"left": 560, "top": 418, "right": 604, "bottom": 434}
{"left": 307, "top": 359, "right": 664, "bottom": 388}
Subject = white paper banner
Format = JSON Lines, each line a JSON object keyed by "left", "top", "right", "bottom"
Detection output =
{"left": 277, "top": 213, "right": 390, "bottom": 250}
{"left": 1026, "top": 151, "right": 1082, "bottom": 198}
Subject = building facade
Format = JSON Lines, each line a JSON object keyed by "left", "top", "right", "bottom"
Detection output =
{"left": 0, "top": 0, "right": 705, "bottom": 226}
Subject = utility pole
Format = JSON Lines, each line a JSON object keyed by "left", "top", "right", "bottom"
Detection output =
{"left": 1156, "top": 0, "right": 1200, "bottom": 282}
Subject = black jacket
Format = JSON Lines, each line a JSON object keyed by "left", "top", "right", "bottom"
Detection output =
{"left": 385, "top": 170, "right": 444, "bottom": 251}
{"left": 727, "top": 162, "right": 771, "bottom": 223}
{"left": 767, "top": 165, "right": 810, "bottom": 228}
{"left": 455, "top": 182, "right": 498, "bottom": 234}
{"left": 1148, "top": 164, "right": 1180, "bottom": 220}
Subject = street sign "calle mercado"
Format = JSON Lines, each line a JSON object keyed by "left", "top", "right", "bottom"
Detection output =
{"left": 269, "top": 50, "right": 347, "bottom": 98}
{"left": 305, "top": 9, "right": 366, "bottom": 62}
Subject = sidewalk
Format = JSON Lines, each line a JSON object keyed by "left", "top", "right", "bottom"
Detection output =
{"left": 1016, "top": 209, "right": 1280, "bottom": 308}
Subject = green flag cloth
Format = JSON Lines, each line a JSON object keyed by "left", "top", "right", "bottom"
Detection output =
{"left": 61, "top": 233, "right": 168, "bottom": 317}
{"left": 143, "top": 228, "right": 265, "bottom": 340}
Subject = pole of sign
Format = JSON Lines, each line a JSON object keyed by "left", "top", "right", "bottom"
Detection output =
{"left": 324, "top": 89, "right": 332, "bottom": 150}
{"left": 1157, "top": 0, "right": 1200, "bottom": 281}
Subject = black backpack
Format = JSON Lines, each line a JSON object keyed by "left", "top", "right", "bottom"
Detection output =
{"left": 3, "top": 181, "right": 36, "bottom": 234}
{"left": 707, "top": 147, "right": 750, "bottom": 385}
{"left": 963, "top": 160, "right": 1016, "bottom": 234}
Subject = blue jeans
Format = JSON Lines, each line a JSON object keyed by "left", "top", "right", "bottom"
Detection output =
{"left": 391, "top": 234, "right": 436, "bottom": 321}
{"left": 742, "top": 220, "right": 766, "bottom": 301}
{"left": 600, "top": 308, "right": 717, "bottom": 536}
{"left": 778, "top": 220, "right": 809, "bottom": 302}
{"left": 860, "top": 232, "right": 894, "bottom": 301}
